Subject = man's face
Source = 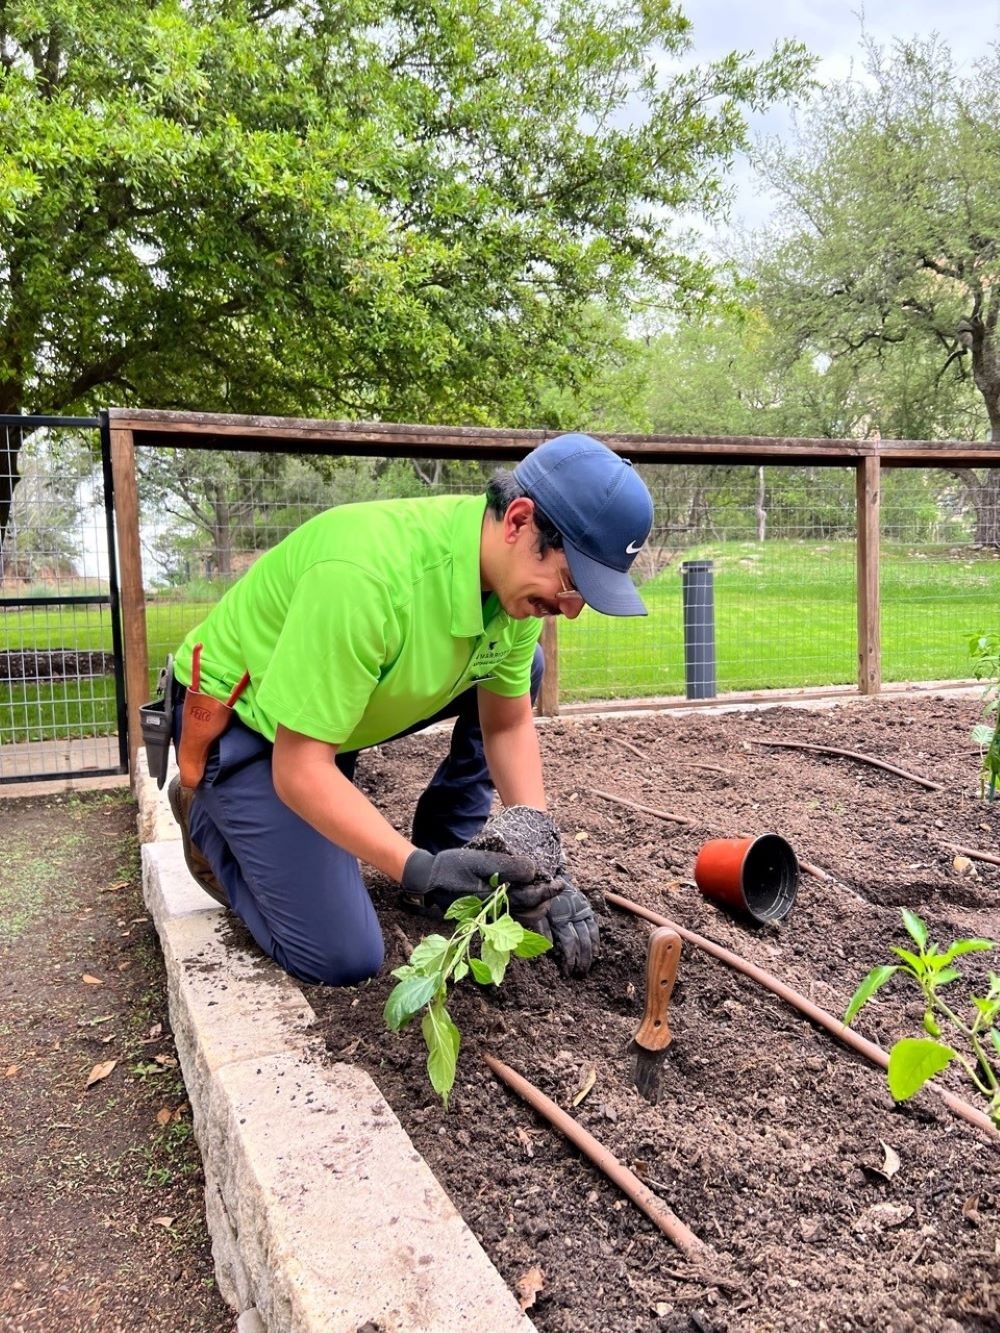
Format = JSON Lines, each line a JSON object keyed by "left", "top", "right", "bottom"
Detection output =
{"left": 496, "top": 527, "right": 585, "bottom": 621}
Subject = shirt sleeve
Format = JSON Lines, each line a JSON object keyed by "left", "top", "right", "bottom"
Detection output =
{"left": 253, "top": 561, "right": 399, "bottom": 744}
{"left": 480, "top": 618, "right": 543, "bottom": 698}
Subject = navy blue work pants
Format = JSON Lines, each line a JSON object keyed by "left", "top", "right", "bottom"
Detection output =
{"left": 175, "top": 645, "right": 544, "bottom": 987}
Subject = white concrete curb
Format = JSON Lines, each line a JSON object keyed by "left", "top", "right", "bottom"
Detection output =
{"left": 136, "top": 755, "right": 532, "bottom": 1333}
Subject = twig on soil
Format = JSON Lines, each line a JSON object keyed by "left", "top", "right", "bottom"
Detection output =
{"left": 749, "top": 740, "right": 944, "bottom": 792}
{"left": 587, "top": 787, "right": 833, "bottom": 884}
{"left": 606, "top": 735, "right": 648, "bottom": 761}
{"left": 600, "top": 743, "right": 733, "bottom": 778}
{"left": 940, "top": 841, "right": 1000, "bottom": 868}
{"left": 681, "top": 760, "right": 733, "bottom": 777}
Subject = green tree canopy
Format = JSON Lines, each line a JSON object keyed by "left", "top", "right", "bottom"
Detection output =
{"left": 0, "top": 0, "right": 810, "bottom": 545}
{"left": 750, "top": 35, "right": 999, "bottom": 542}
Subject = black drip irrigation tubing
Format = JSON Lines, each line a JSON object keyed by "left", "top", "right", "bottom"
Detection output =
{"left": 605, "top": 891, "right": 1000, "bottom": 1147}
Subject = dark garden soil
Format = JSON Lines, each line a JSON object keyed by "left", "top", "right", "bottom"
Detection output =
{"left": 0, "top": 790, "right": 231, "bottom": 1332}
{"left": 310, "top": 692, "right": 1000, "bottom": 1333}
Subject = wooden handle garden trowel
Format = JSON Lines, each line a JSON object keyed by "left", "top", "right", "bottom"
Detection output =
{"left": 630, "top": 926, "right": 682, "bottom": 1104}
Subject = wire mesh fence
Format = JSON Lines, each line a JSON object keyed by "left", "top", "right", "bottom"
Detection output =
{"left": 3, "top": 425, "right": 997, "bottom": 787}
{"left": 137, "top": 446, "right": 998, "bottom": 703}
{"left": 0, "top": 417, "right": 127, "bottom": 782}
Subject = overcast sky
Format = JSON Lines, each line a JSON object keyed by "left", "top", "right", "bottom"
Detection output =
{"left": 681, "top": 0, "right": 1000, "bottom": 238}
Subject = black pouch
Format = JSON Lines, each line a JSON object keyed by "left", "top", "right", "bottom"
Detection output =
{"left": 139, "top": 654, "right": 174, "bottom": 790}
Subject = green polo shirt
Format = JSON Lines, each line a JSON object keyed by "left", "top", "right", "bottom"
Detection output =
{"left": 173, "top": 494, "right": 541, "bottom": 752}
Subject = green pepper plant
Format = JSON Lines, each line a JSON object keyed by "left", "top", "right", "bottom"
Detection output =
{"left": 384, "top": 882, "right": 551, "bottom": 1108}
{"left": 845, "top": 908, "right": 1000, "bottom": 1127}
{"left": 969, "top": 630, "right": 1000, "bottom": 800}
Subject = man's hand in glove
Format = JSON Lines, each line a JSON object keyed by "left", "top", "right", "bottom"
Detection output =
{"left": 534, "top": 881, "right": 600, "bottom": 976}
{"left": 400, "top": 847, "right": 560, "bottom": 916}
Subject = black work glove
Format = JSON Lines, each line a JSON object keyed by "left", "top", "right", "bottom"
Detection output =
{"left": 534, "top": 880, "right": 600, "bottom": 977}
{"left": 401, "top": 847, "right": 559, "bottom": 916}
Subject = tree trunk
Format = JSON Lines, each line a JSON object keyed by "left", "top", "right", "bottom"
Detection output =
{"left": 0, "top": 390, "right": 24, "bottom": 563}
{"left": 973, "top": 470, "right": 1000, "bottom": 548}
{"left": 208, "top": 484, "right": 234, "bottom": 575}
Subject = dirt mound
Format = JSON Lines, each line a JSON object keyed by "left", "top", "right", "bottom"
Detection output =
{"left": 0, "top": 648, "right": 113, "bottom": 681}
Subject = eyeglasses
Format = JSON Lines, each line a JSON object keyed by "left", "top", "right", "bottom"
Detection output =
{"left": 555, "top": 567, "right": 585, "bottom": 619}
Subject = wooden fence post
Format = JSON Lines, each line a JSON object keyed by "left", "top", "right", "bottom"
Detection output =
{"left": 856, "top": 456, "right": 881, "bottom": 696}
{"left": 110, "top": 426, "right": 148, "bottom": 783}
{"left": 536, "top": 618, "right": 560, "bottom": 716}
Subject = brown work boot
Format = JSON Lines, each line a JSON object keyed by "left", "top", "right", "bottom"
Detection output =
{"left": 167, "top": 777, "right": 230, "bottom": 908}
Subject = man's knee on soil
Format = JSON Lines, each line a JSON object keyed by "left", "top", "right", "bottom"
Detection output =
{"left": 276, "top": 930, "right": 385, "bottom": 989}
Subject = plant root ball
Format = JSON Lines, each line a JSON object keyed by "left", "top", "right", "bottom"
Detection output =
{"left": 467, "top": 806, "right": 563, "bottom": 880}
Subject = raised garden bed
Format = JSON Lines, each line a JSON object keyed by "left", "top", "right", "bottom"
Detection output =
{"left": 310, "top": 693, "right": 999, "bottom": 1331}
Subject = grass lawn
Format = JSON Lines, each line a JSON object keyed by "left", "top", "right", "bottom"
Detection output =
{"left": 2, "top": 541, "right": 995, "bottom": 738}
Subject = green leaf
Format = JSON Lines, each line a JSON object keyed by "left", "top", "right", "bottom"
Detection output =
{"left": 972, "top": 724, "right": 996, "bottom": 745}
{"left": 383, "top": 974, "right": 439, "bottom": 1032}
{"left": 444, "top": 896, "right": 485, "bottom": 923}
{"left": 900, "top": 909, "right": 928, "bottom": 950}
{"left": 469, "top": 957, "right": 494, "bottom": 985}
{"left": 933, "top": 968, "right": 961, "bottom": 988}
{"left": 390, "top": 963, "right": 417, "bottom": 982}
{"left": 480, "top": 938, "right": 510, "bottom": 986}
{"left": 452, "top": 959, "right": 469, "bottom": 982}
{"left": 422, "top": 999, "right": 460, "bottom": 1108}
{"left": 844, "top": 965, "right": 898, "bottom": 1024}
{"left": 973, "top": 994, "right": 1000, "bottom": 1024}
{"left": 922, "top": 1010, "right": 941, "bottom": 1037}
{"left": 890, "top": 946, "right": 924, "bottom": 973}
{"left": 941, "top": 938, "right": 994, "bottom": 963}
{"left": 407, "top": 934, "right": 451, "bottom": 974}
{"left": 887, "top": 1037, "right": 956, "bottom": 1102}
{"left": 513, "top": 929, "right": 553, "bottom": 958}
{"left": 483, "top": 916, "right": 525, "bottom": 952}
{"left": 990, "top": 1028, "right": 1000, "bottom": 1058}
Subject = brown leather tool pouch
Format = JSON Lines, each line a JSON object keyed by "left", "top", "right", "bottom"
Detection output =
{"left": 177, "top": 689, "right": 237, "bottom": 790}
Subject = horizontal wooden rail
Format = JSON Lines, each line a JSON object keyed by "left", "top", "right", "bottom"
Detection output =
{"left": 107, "top": 409, "right": 1000, "bottom": 468}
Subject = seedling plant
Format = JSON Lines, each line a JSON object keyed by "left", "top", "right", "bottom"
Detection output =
{"left": 384, "top": 882, "right": 551, "bottom": 1107}
{"left": 845, "top": 908, "right": 1000, "bottom": 1127}
{"left": 969, "top": 630, "right": 1000, "bottom": 800}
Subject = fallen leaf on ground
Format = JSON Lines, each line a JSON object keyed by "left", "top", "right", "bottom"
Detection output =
{"left": 81, "top": 974, "right": 104, "bottom": 986}
{"left": 515, "top": 1266, "right": 545, "bottom": 1311}
{"left": 571, "top": 1067, "right": 597, "bottom": 1107}
{"left": 148, "top": 1023, "right": 162, "bottom": 1039}
{"left": 5, "top": 1065, "right": 21, "bottom": 1078}
{"left": 878, "top": 1142, "right": 901, "bottom": 1180}
{"left": 117, "top": 961, "right": 130, "bottom": 971}
{"left": 85, "top": 1059, "right": 117, "bottom": 1088}
{"left": 856, "top": 1202, "right": 913, "bottom": 1231}
{"left": 952, "top": 855, "right": 974, "bottom": 875}
{"left": 151, "top": 1216, "right": 175, "bottom": 1229}
{"left": 962, "top": 1195, "right": 982, "bottom": 1225}
{"left": 154, "top": 1054, "right": 178, "bottom": 1068}
{"left": 515, "top": 1127, "right": 534, "bottom": 1158}
{"left": 99, "top": 881, "right": 129, "bottom": 893}
{"left": 172, "top": 1102, "right": 189, "bottom": 1121}
{"left": 156, "top": 1107, "right": 172, "bottom": 1126}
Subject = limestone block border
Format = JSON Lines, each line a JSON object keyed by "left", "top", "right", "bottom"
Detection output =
{"left": 136, "top": 755, "right": 532, "bottom": 1332}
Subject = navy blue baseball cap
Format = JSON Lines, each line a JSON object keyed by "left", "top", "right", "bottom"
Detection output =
{"left": 513, "top": 433, "right": 654, "bottom": 617}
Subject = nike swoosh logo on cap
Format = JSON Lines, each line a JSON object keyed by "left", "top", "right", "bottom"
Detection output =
{"left": 626, "top": 540, "right": 644, "bottom": 554}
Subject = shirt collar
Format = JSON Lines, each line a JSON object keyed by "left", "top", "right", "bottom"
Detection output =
{"left": 450, "top": 495, "right": 492, "bottom": 638}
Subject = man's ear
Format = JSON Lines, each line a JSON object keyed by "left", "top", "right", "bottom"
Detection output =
{"left": 503, "top": 496, "right": 536, "bottom": 544}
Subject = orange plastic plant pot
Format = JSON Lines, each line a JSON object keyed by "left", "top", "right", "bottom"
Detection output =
{"left": 693, "top": 833, "right": 799, "bottom": 925}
